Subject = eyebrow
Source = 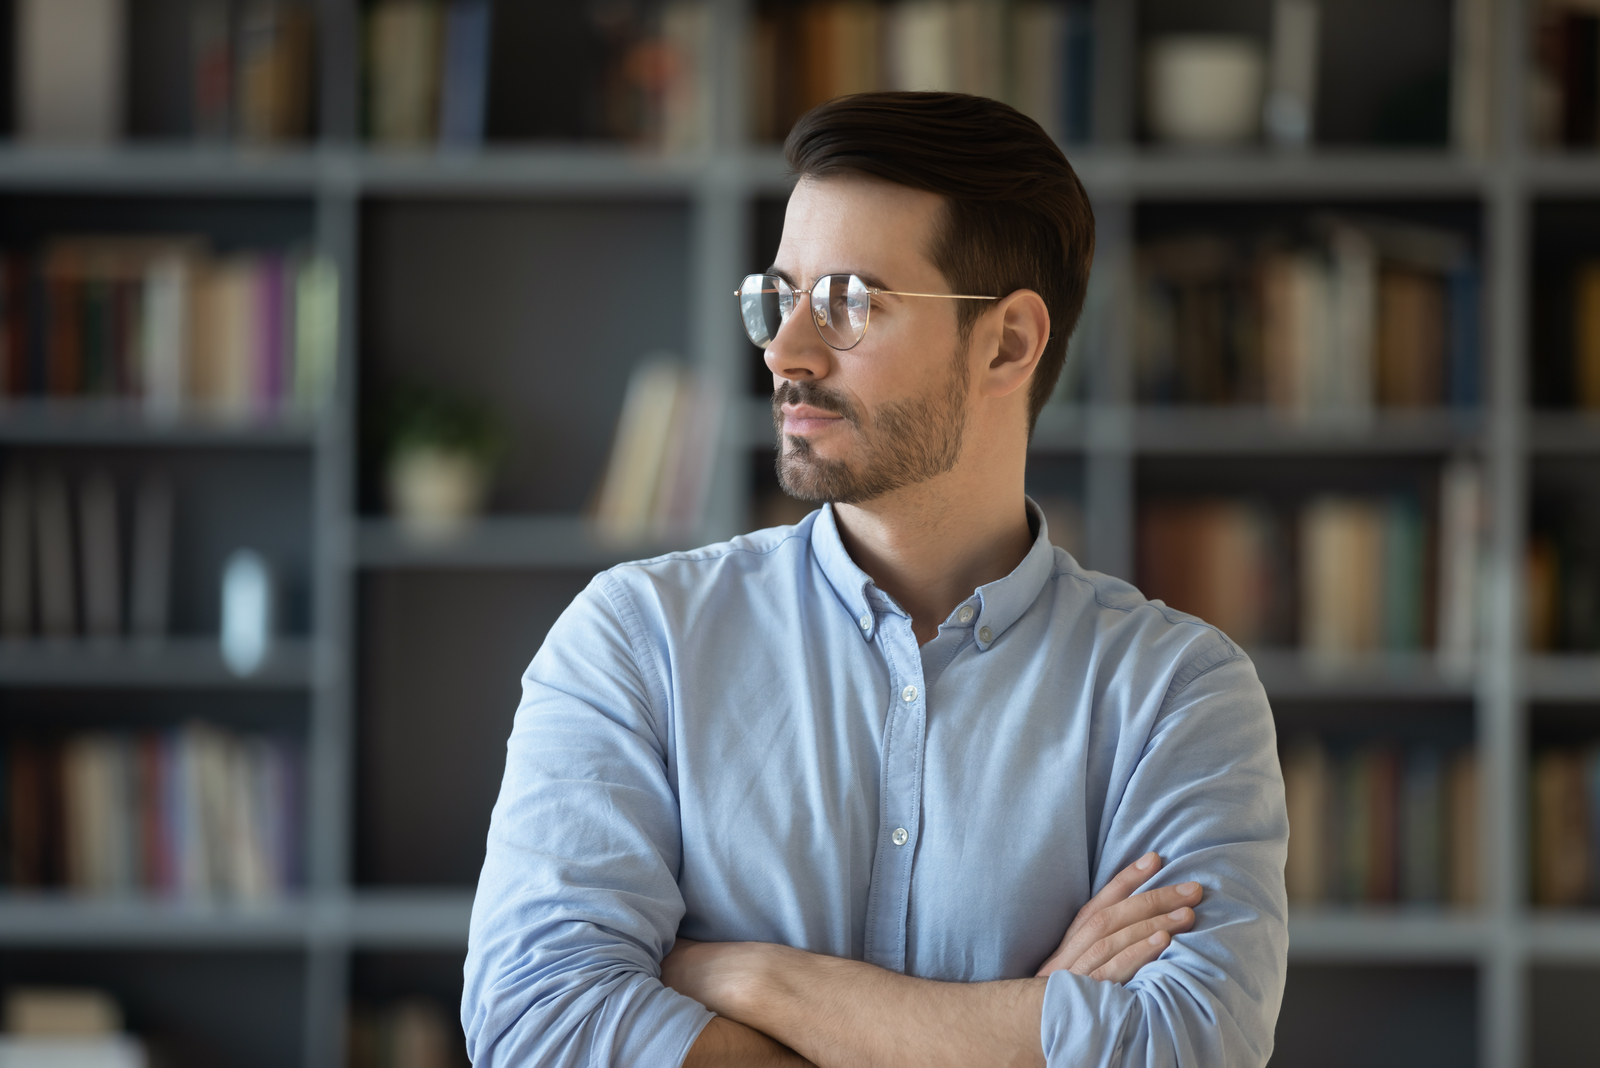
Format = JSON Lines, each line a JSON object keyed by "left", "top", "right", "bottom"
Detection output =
{"left": 764, "top": 266, "right": 899, "bottom": 294}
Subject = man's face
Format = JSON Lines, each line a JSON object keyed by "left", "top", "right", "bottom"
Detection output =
{"left": 766, "top": 176, "right": 974, "bottom": 505}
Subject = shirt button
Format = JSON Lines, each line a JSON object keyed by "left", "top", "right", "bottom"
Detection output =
{"left": 892, "top": 827, "right": 909, "bottom": 846}
{"left": 901, "top": 685, "right": 917, "bottom": 703}
{"left": 859, "top": 613, "right": 871, "bottom": 631}
{"left": 957, "top": 606, "right": 974, "bottom": 624}
{"left": 978, "top": 626, "right": 994, "bottom": 643}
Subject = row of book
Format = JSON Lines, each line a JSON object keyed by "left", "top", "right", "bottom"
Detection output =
{"left": 5, "top": 723, "right": 303, "bottom": 899}
{"left": 1532, "top": 745, "right": 1600, "bottom": 907}
{"left": 367, "top": 0, "right": 493, "bottom": 148}
{"left": 1282, "top": 738, "right": 1478, "bottom": 907}
{"left": 0, "top": 240, "right": 338, "bottom": 419}
{"left": 1138, "top": 460, "right": 1483, "bottom": 660}
{"left": 1137, "top": 217, "right": 1480, "bottom": 411}
{"left": 1, "top": 466, "right": 173, "bottom": 641}
{"left": 749, "top": 1, "right": 1093, "bottom": 147}
{"left": 15, "top": 0, "right": 315, "bottom": 145}
{"left": 1533, "top": 1, "right": 1600, "bottom": 148}
{"left": 593, "top": 358, "right": 724, "bottom": 543}
{"left": 1528, "top": 520, "right": 1600, "bottom": 652}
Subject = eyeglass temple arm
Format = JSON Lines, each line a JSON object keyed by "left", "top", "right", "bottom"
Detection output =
{"left": 871, "top": 289, "right": 997, "bottom": 300}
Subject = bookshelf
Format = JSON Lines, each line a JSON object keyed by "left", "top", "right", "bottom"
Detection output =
{"left": 0, "top": 1, "right": 1596, "bottom": 1066}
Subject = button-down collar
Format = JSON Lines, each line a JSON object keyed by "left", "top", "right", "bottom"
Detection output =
{"left": 811, "top": 498, "right": 1058, "bottom": 648}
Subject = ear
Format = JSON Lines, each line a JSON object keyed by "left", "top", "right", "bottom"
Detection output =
{"left": 979, "top": 289, "right": 1051, "bottom": 399}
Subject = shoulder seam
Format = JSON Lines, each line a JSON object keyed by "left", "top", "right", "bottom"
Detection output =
{"left": 607, "top": 528, "right": 812, "bottom": 574}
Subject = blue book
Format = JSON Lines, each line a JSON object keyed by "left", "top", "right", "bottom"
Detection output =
{"left": 439, "top": 0, "right": 493, "bottom": 150}
{"left": 1446, "top": 262, "right": 1481, "bottom": 408}
{"left": 1062, "top": 1, "right": 1095, "bottom": 144}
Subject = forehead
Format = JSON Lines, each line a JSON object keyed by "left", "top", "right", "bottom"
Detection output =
{"left": 776, "top": 175, "right": 945, "bottom": 279}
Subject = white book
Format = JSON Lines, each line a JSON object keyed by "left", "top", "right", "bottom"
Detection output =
{"left": 1264, "top": 0, "right": 1319, "bottom": 147}
{"left": 79, "top": 472, "right": 121, "bottom": 639}
{"left": 1010, "top": 3, "right": 1065, "bottom": 141}
{"left": 1436, "top": 457, "right": 1482, "bottom": 676}
{"left": 33, "top": 469, "right": 76, "bottom": 638}
{"left": 661, "top": 1, "right": 712, "bottom": 154}
{"left": 1451, "top": 0, "right": 1496, "bottom": 156}
{"left": 1, "top": 466, "right": 34, "bottom": 638}
{"left": 1325, "top": 226, "right": 1376, "bottom": 415}
{"left": 141, "top": 252, "right": 192, "bottom": 420}
{"left": 0, "top": 1035, "right": 146, "bottom": 1068}
{"left": 596, "top": 358, "right": 687, "bottom": 542}
{"left": 129, "top": 474, "right": 173, "bottom": 639}
{"left": 16, "top": 0, "right": 127, "bottom": 144}
{"left": 884, "top": 1, "right": 953, "bottom": 91}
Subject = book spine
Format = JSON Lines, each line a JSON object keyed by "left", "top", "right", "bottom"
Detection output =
{"left": 439, "top": 0, "right": 492, "bottom": 149}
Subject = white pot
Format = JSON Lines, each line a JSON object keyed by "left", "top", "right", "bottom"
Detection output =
{"left": 388, "top": 446, "right": 488, "bottom": 542}
{"left": 1145, "top": 35, "right": 1266, "bottom": 146}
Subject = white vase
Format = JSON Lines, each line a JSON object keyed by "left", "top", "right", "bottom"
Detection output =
{"left": 387, "top": 446, "right": 488, "bottom": 542}
{"left": 1145, "top": 35, "right": 1266, "bottom": 146}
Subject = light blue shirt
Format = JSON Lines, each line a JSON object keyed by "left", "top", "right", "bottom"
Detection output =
{"left": 463, "top": 501, "right": 1288, "bottom": 1067}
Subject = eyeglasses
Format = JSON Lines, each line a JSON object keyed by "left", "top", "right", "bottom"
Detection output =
{"left": 736, "top": 273, "right": 997, "bottom": 352}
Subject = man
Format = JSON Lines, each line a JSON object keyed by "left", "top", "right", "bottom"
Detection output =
{"left": 463, "top": 92, "right": 1287, "bottom": 1067}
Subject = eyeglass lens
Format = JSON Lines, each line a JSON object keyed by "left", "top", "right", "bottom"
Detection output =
{"left": 738, "top": 273, "right": 871, "bottom": 352}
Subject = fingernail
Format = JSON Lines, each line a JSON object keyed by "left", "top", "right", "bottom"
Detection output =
{"left": 1136, "top": 852, "right": 1156, "bottom": 871}
{"left": 1148, "top": 931, "right": 1166, "bottom": 945}
{"left": 1178, "top": 882, "right": 1199, "bottom": 896}
{"left": 1169, "top": 908, "right": 1189, "bottom": 920}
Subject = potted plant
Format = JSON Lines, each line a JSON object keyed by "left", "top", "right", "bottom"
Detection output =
{"left": 383, "top": 384, "right": 506, "bottom": 542}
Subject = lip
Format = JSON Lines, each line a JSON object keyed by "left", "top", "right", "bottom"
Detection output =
{"left": 781, "top": 403, "right": 846, "bottom": 435}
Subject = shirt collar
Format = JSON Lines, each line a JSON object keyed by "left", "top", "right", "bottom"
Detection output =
{"left": 808, "top": 498, "right": 1058, "bottom": 648}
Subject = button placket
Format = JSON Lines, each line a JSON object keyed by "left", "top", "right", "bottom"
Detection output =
{"left": 862, "top": 611, "right": 928, "bottom": 974}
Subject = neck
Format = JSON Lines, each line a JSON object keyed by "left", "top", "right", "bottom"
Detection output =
{"left": 832, "top": 457, "right": 1033, "bottom": 645}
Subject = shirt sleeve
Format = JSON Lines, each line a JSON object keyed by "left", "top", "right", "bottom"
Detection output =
{"left": 461, "top": 573, "right": 715, "bottom": 1068}
{"left": 1040, "top": 646, "right": 1290, "bottom": 1068}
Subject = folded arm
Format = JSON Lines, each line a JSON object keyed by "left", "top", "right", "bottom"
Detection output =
{"left": 672, "top": 855, "right": 1203, "bottom": 1068}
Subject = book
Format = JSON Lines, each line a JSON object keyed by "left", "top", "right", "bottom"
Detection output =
{"left": 1376, "top": 268, "right": 1446, "bottom": 407}
{"left": 1283, "top": 736, "right": 1329, "bottom": 904}
{"left": 1300, "top": 496, "right": 1385, "bottom": 656}
{"left": 3, "top": 986, "right": 122, "bottom": 1036}
{"left": 33, "top": 469, "right": 77, "bottom": 638}
{"left": 1400, "top": 746, "right": 1446, "bottom": 903}
{"left": 1447, "top": 748, "right": 1478, "bottom": 906}
{"left": 1533, "top": 748, "right": 1591, "bottom": 906}
{"left": 1137, "top": 498, "right": 1273, "bottom": 646}
{"left": 1436, "top": 457, "right": 1483, "bottom": 674}
{"left": 236, "top": 1, "right": 314, "bottom": 144}
{"left": 1451, "top": 0, "right": 1496, "bottom": 155}
{"left": 368, "top": 0, "right": 444, "bottom": 146}
{"left": 885, "top": 1, "right": 955, "bottom": 92}
{"left": 1264, "top": 0, "right": 1320, "bottom": 146}
{"left": 438, "top": 0, "right": 493, "bottom": 150}
{"left": 78, "top": 471, "right": 121, "bottom": 639}
{"left": 661, "top": 1, "right": 713, "bottom": 154}
{"left": 1010, "top": 3, "right": 1066, "bottom": 141}
{"left": 192, "top": 0, "right": 235, "bottom": 140}
{"left": 129, "top": 473, "right": 173, "bottom": 640}
{"left": 594, "top": 358, "right": 724, "bottom": 542}
{"left": 15, "top": 0, "right": 126, "bottom": 144}
{"left": 1, "top": 466, "right": 33, "bottom": 638}
{"left": 292, "top": 253, "right": 340, "bottom": 414}
{"left": 1574, "top": 261, "right": 1600, "bottom": 408}
{"left": 950, "top": 0, "right": 1005, "bottom": 99}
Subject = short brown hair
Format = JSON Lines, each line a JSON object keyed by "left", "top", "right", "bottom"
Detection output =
{"left": 784, "top": 91, "right": 1095, "bottom": 434}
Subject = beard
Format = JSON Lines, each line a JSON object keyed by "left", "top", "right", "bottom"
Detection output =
{"left": 772, "top": 348, "right": 970, "bottom": 505}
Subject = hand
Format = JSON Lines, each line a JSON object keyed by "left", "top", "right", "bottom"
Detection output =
{"left": 1034, "top": 852, "right": 1202, "bottom": 983}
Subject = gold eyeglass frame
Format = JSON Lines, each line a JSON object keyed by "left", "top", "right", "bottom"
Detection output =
{"left": 736, "top": 272, "right": 997, "bottom": 352}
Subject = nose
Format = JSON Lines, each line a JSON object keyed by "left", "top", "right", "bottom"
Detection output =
{"left": 763, "top": 291, "right": 833, "bottom": 383}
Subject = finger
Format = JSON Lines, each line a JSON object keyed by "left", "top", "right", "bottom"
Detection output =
{"left": 1066, "top": 906, "right": 1196, "bottom": 978}
{"left": 1090, "top": 929, "right": 1172, "bottom": 984}
{"left": 1063, "top": 852, "right": 1163, "bottom": 943}
{"left": 1061, "top": 881, "right": 1203, "bottom": 967}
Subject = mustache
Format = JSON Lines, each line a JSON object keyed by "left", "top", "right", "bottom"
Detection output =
{"left": 772, "top": 380, "right": 860, "bottom": 427}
